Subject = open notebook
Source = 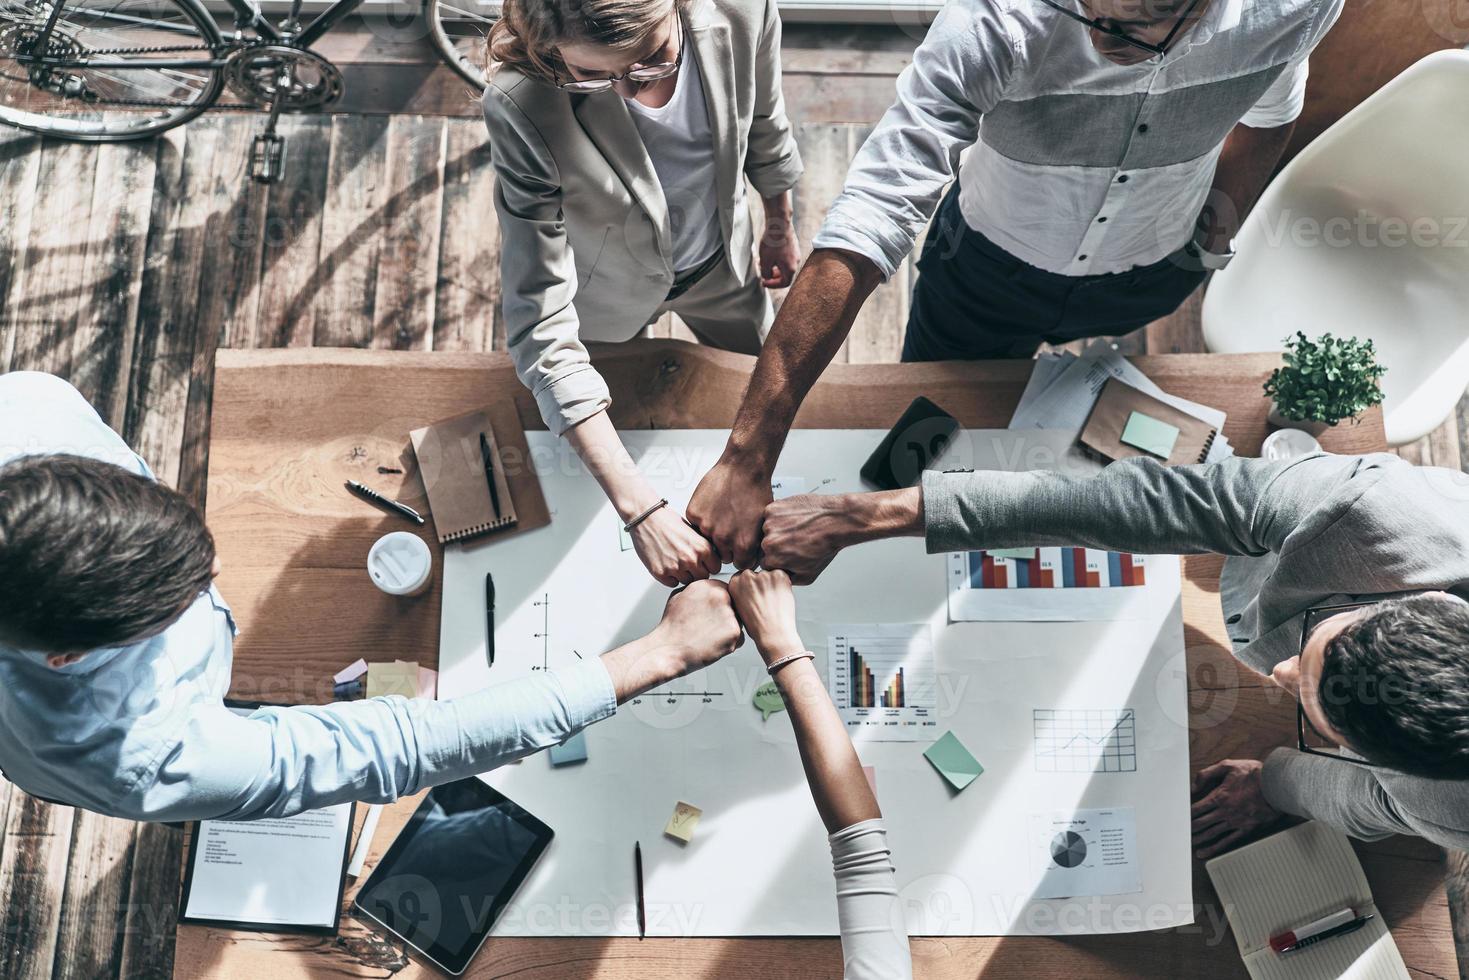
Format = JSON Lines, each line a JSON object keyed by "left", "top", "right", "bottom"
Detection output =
{"left": 1205, "top": 822, "right": 1409, "bottom": 980}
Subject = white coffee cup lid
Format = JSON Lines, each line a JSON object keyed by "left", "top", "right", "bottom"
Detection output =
{"left": 368, "top": 532, "right": 432, "bottom": 595}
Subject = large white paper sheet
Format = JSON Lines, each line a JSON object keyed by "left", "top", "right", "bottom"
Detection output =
{"left": 438, "top": 430, "right": 1193, "bottom": 937}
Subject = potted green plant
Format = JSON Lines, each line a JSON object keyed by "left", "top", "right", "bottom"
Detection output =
{"left": 1263, "top": 332, "right": 1387, "bottom": 436}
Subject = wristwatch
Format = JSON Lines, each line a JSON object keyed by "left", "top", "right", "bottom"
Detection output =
{"left": 1181, "top": 233, "right": 1237, "bottom": 272}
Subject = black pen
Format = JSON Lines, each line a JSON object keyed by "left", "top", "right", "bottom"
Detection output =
{"left": 635, "top": 841, "right": 646, "bottom": 940}
{"left": 479, "top": 432, "right": 502, "bottom": 519}
{"left": 485, "top": 573, "right": 496, "bottom": 668}
{"left": 345, "top": 480, "right": 424, "bottom": 525}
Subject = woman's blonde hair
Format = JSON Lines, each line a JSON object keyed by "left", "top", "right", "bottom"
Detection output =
{"left": 487, "top": 0, "right": 684, "bottom": 85}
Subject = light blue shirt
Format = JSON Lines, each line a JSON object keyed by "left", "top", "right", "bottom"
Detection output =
{"left": 0, "top": 372, "right": 617, "bottom": 822}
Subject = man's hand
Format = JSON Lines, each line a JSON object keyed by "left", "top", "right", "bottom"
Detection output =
{"left": 687, "top": 458, "right": 772, "bottom": 569}
{"left": 602, "top": 580, "right": 744, "bottom": 703}
{"left": 761, "top": 493, "right": 860, "bottom": 585}
{"left": 1191, "top": 759, "right": 1287, "bottom": 859}
{"left": 630, "top": 505, "right": 721, "bottom": 587}
{"left": 758, "top": 192, "right": 799, "bottom": 289}
{"left": 728, "top": 568, "right": 802, "bottom": 666}
{"left": 763, "top": 488, "right": 926, "bottom": 585}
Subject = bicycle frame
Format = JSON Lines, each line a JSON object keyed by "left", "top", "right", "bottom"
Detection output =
{"left": 20, "top": 0, "right": 372, "bottom": 70}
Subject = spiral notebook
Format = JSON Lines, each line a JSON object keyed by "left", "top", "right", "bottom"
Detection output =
{"left": 1205, "top": 821, "right": 1409, "bottom": 980}
{"left": 409, "top": 402, "right": 550, "bottom": 545}
{"left": 1078, "top": 377, "right": 1219, "bottom": 466}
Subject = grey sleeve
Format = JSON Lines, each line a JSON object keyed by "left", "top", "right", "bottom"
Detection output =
{"left": 1261, "top": 749, "right": 1413, "bottom": 842}
{"left": 1262, "top": 749, "right": 1469, "bottom": 851}
{"left": 921, "top": 452, "right": 1367, "bottom": 558}
{"left": 742, "top": 0, "right": 803, "bottom": 198}
{"left": 482, "top": 85, "right": 611, "bottom": 436}
{"left": 829, "top": 818, "right": 912, "bottom": 980}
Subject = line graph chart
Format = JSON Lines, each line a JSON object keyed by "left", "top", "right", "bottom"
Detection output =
{"left": 1032, "top": 708, "right": 1137, "bottom": 773}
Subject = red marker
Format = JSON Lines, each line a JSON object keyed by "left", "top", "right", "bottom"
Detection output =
{"left": 1269, "top": 908, "right": 1373, "bottom": 953}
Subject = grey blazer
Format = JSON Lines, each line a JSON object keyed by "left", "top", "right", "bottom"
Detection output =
{"left": 922, "top": 452, "right": 1469, "bottom": 851}
{"left": 482, "top": 0, "right": 802, "bottom": 434}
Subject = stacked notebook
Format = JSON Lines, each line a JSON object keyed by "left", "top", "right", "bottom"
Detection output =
{"left": 1206, "top": 821, "right": 1409, "bottom": 980}
{"left": 409, "top": 402, "right": 550, "bottom": 545}
{"left": 1009, "top": 340, "right": 1234, "bottom": 464}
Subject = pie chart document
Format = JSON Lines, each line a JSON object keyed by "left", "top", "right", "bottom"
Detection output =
{"left": 439, "top": 430, "right": 1192, "bottom": 937}
{"left": 1030, "top": 808, "right": 1142, "bottom": 899}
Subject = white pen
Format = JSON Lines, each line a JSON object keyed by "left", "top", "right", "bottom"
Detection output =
{"left": 346, "top": 803, "right": 384, "bottom": 878}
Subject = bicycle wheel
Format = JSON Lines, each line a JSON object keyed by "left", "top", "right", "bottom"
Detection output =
{"left": 424, "top": 0, "right": 494, "bottom": 92}
{"left": 0, "top": 0, "right": 223, "bottom": 141}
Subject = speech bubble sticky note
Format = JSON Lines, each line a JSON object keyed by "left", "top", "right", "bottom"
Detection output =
{"left": 753, "top": 681, "right": 785, "bottom": 721}
{"left": 1120, "top": 411, "right": 1180, "bottom": 459}
{"left": 664, "top": 801, "right": 703, "bottom": 843}
{"left": 549, "top": 731, "right": 588, "bottom": 767}
{"left": 924, "top": 731, "right": 984, "bottom": 792}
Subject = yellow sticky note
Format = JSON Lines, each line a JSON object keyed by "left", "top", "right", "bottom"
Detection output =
{"left": 366, "top": 661, "right": 420, "bottom": 699}
{"left": 664, "top": 801, "right": 702, "bottom": 843}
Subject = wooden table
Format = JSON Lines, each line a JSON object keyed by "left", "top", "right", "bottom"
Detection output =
{"left": 177, "top": 342, "right": 1454, "bottom": 979}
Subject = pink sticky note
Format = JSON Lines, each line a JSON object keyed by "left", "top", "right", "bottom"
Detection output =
{"left": 863, "top": 766, "right": 877, "bottom": 797}
{"left": 417, "top": 666, "right": 438, "bottom": 700}
{"left": 334, "top": 658, "right": 368, "bottom": 685}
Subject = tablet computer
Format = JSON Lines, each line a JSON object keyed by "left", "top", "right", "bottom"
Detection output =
{"left": 353, "top": 778, "right": 554, "bottom": 975}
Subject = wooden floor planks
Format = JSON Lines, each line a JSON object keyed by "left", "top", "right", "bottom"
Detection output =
{"left": 1, "top": 23, "right": 1468, "bottom": 980}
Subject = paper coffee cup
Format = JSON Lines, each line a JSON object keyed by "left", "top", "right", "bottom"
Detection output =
{"left": 368, "top": 531, "right": 433, "bottom": 596}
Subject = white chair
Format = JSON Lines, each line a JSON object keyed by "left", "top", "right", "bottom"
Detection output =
{"left": 1201, "top": 49, "right": 1469, "bottom": 446}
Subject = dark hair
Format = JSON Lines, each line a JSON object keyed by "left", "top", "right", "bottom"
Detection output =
{"left": 0, "top": 454, "right": 216, "bottom": 654}
{"left": 1319, "top": 593, "right": 1469, "bottom": 779}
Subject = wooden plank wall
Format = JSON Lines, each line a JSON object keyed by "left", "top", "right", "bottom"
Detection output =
{"left": 0, "top": 16, "right": 1466, "bottom": 980}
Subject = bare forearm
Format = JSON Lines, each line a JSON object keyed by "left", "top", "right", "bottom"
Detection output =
{"left": 564, "top": 410, "right": 659, "bottom": 520}
{"left": 724, "top": 249, "right": 882, "bottom": 472}
{"left": 599, "top": 632, "right": 683, "bottom": 704}
{"left": 772, "top": 657, "right": 881, "bottom": 833}
{"left": 1198, "top": 121, "right": 1295, "bottom": 252}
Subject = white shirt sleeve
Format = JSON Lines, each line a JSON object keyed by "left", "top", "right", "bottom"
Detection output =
{"left": 1238, "top": 0, "right": 1344, "bottom": 129}
{"left": 810, "top": 0, "right": 1017, "bottom": 280}
{"left": 829, "top": 818, "right": 913, "bottom": 980}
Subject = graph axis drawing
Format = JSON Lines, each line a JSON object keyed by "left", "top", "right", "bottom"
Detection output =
{"left": 1032, "top": 708, "right": 1137, "bottom": 774}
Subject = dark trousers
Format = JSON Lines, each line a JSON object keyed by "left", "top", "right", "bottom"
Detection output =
{"left": 902, "top": 187, "right": 1207, "bottom": 362}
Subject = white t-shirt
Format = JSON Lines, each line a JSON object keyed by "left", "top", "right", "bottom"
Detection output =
{"left": 624, "top": 39, "right": 723, "bottom": 274}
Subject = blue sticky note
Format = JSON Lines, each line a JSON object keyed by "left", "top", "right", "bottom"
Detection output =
{"left": 1120, "top": 411, "right": 1180, "bottom": 458}
{"left": 549, "top": 731, "right": 588, "bottom": 767}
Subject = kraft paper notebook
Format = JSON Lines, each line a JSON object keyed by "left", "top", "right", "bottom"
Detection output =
{"left": 1079, "top": 376, "right": 1219, "bottom": 465}
{"left": 410, "top": 402, "right": 550, "bottom": 545}
{"left": 1205, "top": 821, "right": 1410, "bottom": 980}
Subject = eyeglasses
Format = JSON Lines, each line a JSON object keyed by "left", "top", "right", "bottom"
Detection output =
{"left": 1295, "top": 600, "right": 1382, "bottom": 768}
{"left": 554, "top": 11, "right": 684, "bottom": 93}
{"left": 1036, "top": 0, "right": 1205, "bottom": 57}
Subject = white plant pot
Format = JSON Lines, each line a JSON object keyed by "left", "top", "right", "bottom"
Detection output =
{"left": 1267, "top": 404, "right": 1333, "bottom": 437}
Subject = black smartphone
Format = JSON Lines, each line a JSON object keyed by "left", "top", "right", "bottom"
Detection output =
{"left": 860, "top": 396, "right": 961, "bottom": 491}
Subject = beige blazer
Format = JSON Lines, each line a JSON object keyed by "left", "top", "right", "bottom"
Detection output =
{"left": 482, "top": 0, "right": 803, "bottom": 434}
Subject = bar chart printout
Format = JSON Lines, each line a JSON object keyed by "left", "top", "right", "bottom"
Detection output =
{"left": 946, "top": 548, "right": 1154, "bottom": 622}
{"left": 827, "top": 624, "right": 938, "bottom": 741}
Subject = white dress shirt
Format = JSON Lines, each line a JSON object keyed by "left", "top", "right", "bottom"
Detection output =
{"left": 814, "top": 0, "right": 1343, "bottom": 279}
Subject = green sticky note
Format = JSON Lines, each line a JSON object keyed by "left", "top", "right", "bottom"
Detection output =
{"left": 753, "top": 680, "right": 785, "bottom": 721}
{"left": 1120, "top": 411, "right": 1180, "bottom": 458}
{"left": 618, "top": 522, "right": 634, "bottom": 552}
{"left": 549, "top": 731, "right": 588, "bottom": 766}
{"left": 924, "top": 731, "right": 983, "bottom": 791}
{"left": 989, "top": 547, "right": 1038, "bottom": 561}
